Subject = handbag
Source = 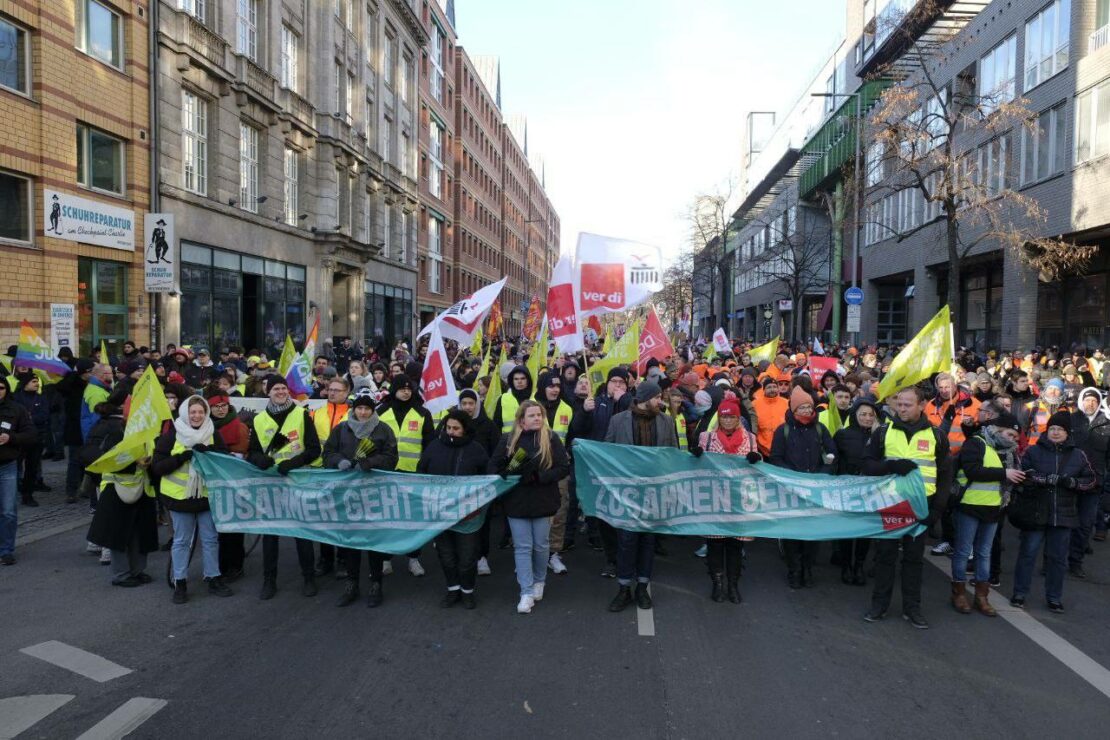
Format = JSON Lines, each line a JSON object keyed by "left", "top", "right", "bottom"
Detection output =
{"left": 1007, "top": 487, "right": 1048, "bottom": 531}
{"left": 113, "top": 478, "right": 145, "bottom": 505}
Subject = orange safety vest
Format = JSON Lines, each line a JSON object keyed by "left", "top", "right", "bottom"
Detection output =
{"left": 925, "top": 394, "right": 980, "bottom": 454}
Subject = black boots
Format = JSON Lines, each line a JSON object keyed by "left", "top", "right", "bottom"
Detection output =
{"left": 710, "top": 574, "right": 725, "bottom": 602}
{"left": 851, "top": 563, "right": 866, "bottom": 586}
{"left": 441, "top": 590, "right": 462, "bottom": 608}
{"left": 337, "top": 581, "right": 359, "bottom": 607}
{"left": 259, "top": 577, "right": 277, "bottom": 601}
{"left": 726, "top": 577, "right": 742, "bottom": 604}
{"left": 634, "top": 583, "right": 652, "bottom": 610}
{"left": 301, "top": 576, "right": 318, "bottom": 597}
{"left": 841, "top": 564, "right": 853, "bottom": 585}
{"left": 172, "top": 579, "right": 187, "bottom": 604}
{"left": 206, "top": 577, "right": 233, "bottom": 597}
{"left": 366, "top": 580, "right": 383, "bottom": 608}
{"left": 608, "top": 585, "right": 633, "bottom": 612}
{"left": 787, "top": 570, "right": 803, "bottom": 590}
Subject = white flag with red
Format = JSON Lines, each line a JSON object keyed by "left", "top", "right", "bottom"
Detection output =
{"left": 546, "top": 254, "right": 583, "bottom": 354}
{"left": 712, "top": 328, "right": 731, "bottom": 354}
{"left": 574, "top": 232, "right": 662, "bottom": 317}
{"left": 420, "top": 322, "right": 458, "bottom": 415}
{"left": 417, "top": 277, "right": 508, "bottom": 345}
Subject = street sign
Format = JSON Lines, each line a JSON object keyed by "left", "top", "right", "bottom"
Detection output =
{"left": 846, "top": 304, "right": 861, "bottom": 333}
{"left": 845, "top": 287, "right": 864, "bottom": 305}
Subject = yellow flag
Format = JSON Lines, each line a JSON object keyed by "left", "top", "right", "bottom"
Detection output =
{"left": 526, "top": 318, "right": 549, "bottom": 385}
{"left": 748, "top": 336, "right": 780, "bottom": 366}
{"left": 277, "top": 334, "right": 297, "bottom": 376}
{"left": 87, "top": 366, "right": 173, "bottom": 473}
{"left": 875, "top": 305, "right": 954, "bottom": 401}
{"left": 589, "top": 319, "right": 641, "bottom": 388}
{"left": 470, "top": 325, "right": 483, "bottom": 357}
{"left": 483, "top": 345, "right": 509, "bottom": 418}
{"left": 100, "top": 339, "right": 110, "bottom": 368}
{"left": 473, "top": 342, "right": 492, "bottom": 390}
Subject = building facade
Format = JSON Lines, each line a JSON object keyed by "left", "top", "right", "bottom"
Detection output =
{"left": 1, "top": 0, "right": 152, "bottom": 357}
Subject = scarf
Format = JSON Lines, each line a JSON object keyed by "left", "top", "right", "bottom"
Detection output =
{"left": 631, "top": 403, "right": 658, "bottom": 447}
{"left": 983, "top": 426, "right": 1018, "bottom": 505}
{"left": 714, "top": 426, "right": 750, "bottom": 455}
{"left": 347, "top": 415, "right": 379, "bottom": 440}
{"left": 267, "top": 398, "right": 295, "bottom": 415}
{"left": 173, "top": 396, "right": 215, "bottom": 499}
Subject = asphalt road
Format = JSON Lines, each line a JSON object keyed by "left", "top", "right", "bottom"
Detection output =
{"left": 2, "top": 517, "right": 1109, "bottom": 739}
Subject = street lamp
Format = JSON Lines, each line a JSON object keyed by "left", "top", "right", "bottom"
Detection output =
{"left": 763, "top": 306, "right": 773, "bottom": 339}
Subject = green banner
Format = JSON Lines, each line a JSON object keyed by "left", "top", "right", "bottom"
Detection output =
{"left": 573, "top": 440, "right": 928, "bottom": 540}
{"left": 193, "top": 453, "right": 518, "bottom": 554}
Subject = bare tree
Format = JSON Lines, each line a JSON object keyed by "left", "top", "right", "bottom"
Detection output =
{"left": 862, "top": 0, "right": 1095, "bottom": 329}
{"left": 656, "top": 248, "right": 695, "bottom": 336}
{"left": 685, "top": 181, "right": 737, "bottom": 336}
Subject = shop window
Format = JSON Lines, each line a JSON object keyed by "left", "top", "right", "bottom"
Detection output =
{"left": 77, "top": 257, "right": 128, "bottom": 357}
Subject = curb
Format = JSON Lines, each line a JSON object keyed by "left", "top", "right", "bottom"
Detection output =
{"left": 20, "top": 516, "right": 90, "bottom": 547}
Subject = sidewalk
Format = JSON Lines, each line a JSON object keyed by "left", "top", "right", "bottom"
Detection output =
{"left": 16, "top": 457, "right": 93, "bottom": 546}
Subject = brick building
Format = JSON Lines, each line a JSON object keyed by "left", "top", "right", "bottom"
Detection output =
{"left": 0, "top": 0, "right": 152, "bottom": 357}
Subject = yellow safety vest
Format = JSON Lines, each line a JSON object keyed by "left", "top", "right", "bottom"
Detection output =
{"left": 550, "top": 401, "right": 573, "bottom": 442}
{"left": 818, "top": 406, "right": 844, "bottom": 434}
{"left": 159, "top": 437, "right": 214, "bottom": 499}
{"left": 311, "top": 403, "right": 350, "bottom": 467}
{"left": 379, "top": 407, "right": 424, "bottom": 472}
{"left": 100, "top": 469, "right": 154, "bottom": 497}
{"left": 499, "top": 392, "right": 522, "bottom": 434}
{"left": 706, "top": 412, "right": 719, "bottom": 433}
{"left": 883, "top": 424, "right": 939, "bottom": 498}
{"left": 253, "top": 406, "right": 309, "bottom": 464}
{"left": 235, "top": 383, "right": 246, "bottom": 396}
{"left": 957, "top": 437, "right": 1002, "bottom": 507}
{"left": 669, "top": 411, "right": 688, "bottom": 450}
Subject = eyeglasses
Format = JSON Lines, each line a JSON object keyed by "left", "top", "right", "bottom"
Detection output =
{"left": 211, "top": 403, "right": 230, "bottom": 410}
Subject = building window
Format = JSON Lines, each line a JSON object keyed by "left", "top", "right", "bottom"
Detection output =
{"left": 428, "top": 216, "right": 443, "bottom": 293}
{"left": 384, "top": 31, "right": 396, "bottom": 89}
{"left": 236, "top": 0, "right": 258, "bottom": 61}
{"left": 76, "top": 123, "right": 125, "bottom": 195}
{"left": 0, "top": 16, "right": 30, "bottom": 95}
{"left": 382, "top": 115, "right": 394, "bottom": 163}
{"left": 239, "top": 122, "right": 259, "bottom": 212}
{"left": 401, "top": 53, "right": 412, "bottom": 105}
{"left": 361, "top": 190, "right": 371, "bottom": 242}
{"left": 968, "top": 136, "right": 1011, "bottom": 197}
{"left": 75, "top": 0, "right": 122, "bottom": 69}
{"left": 382, "top": 202, "right": 392, "bottom": 258}
{"left": 1024, "top": 0, "right": 1070, "bottom": 91}
{"left": 401, "top": 132, "right": 411, "bottom": 176}
{"left": 283, "top": 147, "right": 298, "bottom": 225}
{"left": 280, "top": 25, "right": 299, "bottom": 91}
{"left": 0, "top": 170, "right": 31, "bottom": 243}
{"left": 1022, "top": 102, "right": 1067, "bottom": 184}
{"left": 429, "top": 121, "right": 444, "bottom": 198}
{"left": 364, "top": 90, "right": 376, "bottom": 142}
{"left": 181, "top": 90, "right": 208, "bottom": 195}
{"left": 430, "top": 22, "right": 445, "bottom": 104}
{"left": 400, "top": 210, "right": 410, "bottom": 264}
{"left": 1076, "top": 77, "right": 1110, "bottom": 164}
{"left": 337, "top": 167, "right": 354, "bottom": 231}
{"left": 979, "top": 34, "right": 1016, "bottom": 112}
{"left": 77, "top": 258, "right": 128, "bottom": 358}
{"left": 178, "top": 0, "right": 206, "bottom": 23}
{"left": 346, "top": 71, "right": 355, "bottom": 125}
{"left": 366, "top": 9, "right": 378, "bottom": 71}
{"left": 364, "top": 281, "right": 412, "bottom": 351}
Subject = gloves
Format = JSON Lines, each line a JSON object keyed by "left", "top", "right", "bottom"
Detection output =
{"left": 690, "top": 446, "right": 704, "bottom": 458}
{"left": 920, "top": 511, "right": 940, "bottom": 528}
{"left": 176, "top": 450, "right": 194, "bottom": 463}
{"left": 1060, "top": 476, "right": 1077, "bottom": 489}
{"left": 887, "top": 459, "right": 917, "bottom": 476}
{"left": 254, "top": 455, "right": 274, "bottom": 471}
{"left": 1045, "top": 473, "right": 1060, "bottom": 486}
{"left": 746, "top": 451, "right": 761, "bottom": 464}
{"left": 276, "top": 460, "right": 296, "bottom": 476}
{"left": 192, "top": 444, "right": 210, "bottom": 454}
{"left": 337, "top": 459, "right": 353, "bottom": 471}
{"left": 267, "top": 432, "right": 288, "bottom": 454}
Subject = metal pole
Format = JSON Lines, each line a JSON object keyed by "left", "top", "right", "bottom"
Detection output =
{"left": 851, "top": 92, "right": 863, "bottom": 346}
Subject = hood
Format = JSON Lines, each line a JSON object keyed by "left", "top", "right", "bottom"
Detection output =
{"left": 508, "top": 364, "right": 533, "bottom": 401}
{"left": 1078, "top": 386, "right": 1110, "bottom": 420}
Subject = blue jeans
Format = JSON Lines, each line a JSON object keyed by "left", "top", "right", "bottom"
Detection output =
{"left": 951, "top": 510, "right": 997, "bottom": 583}
{"left": 169, "top": 509, "right": 221, "bottom": 581}
{"left": 0, "top": 461, "right": 17, "bottom": 557}
{"left": 1013, "top": 526, "right": 1070, "bottom": 603}
{"left": 616, "top": 529, "right": 655, "bottom": 586}
{"left": 507, "top": 516, "right": 549, "bottom": 597}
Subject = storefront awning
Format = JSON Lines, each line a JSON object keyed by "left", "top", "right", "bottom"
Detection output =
{"left": 815, "top": 287, "right": 834, "bottom": 332}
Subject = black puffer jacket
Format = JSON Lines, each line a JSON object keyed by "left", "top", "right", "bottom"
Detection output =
{"left": 489, "top": 429, "right": 569, "bottom": 518}
{"left": 323, "top": 419, "right": 399, "bottom": 472}
{"left": 834, "top": 423, "right": 871, "bottom": 475}
{"left": 0, "top": 394, "right": 35, "bottom": 465}
{"left": 1071, "top": 391, "right": 1110, "bottom": 483}
{"left": 1018, "top": 434, "right": 1098, "bottom": 528}
{"left": 417, "top": 430, "right": 489, "bottom": 477}
{"left": 770, "top": 413, "right": 837, "bottom": 474}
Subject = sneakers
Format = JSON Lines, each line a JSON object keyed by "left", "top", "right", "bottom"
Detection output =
{"left": 460, "top": 591, "right": 476, "bottom": 610}
{"left": 313, "top": 561, "right": 334, "bottom": 578}
{"left": 206, "top": 577, "right": 233, "bottom": 597}
{"left": 1068, "top": 565, "right": 1087, "bottom": 579}
{"left": 902, "top": 609, "right": 930, "bottom": 629}
{"left": 532, "top": 582, "right": 545, "bottom": 602}
{"left": 1047, "top": 601, "right": 1065, "bottom": 614}
{"left": 408, "top": 558, "right": 425, "bottom": 577}
{"left": 441, "top": 590, "right": 462, "bottom": 608}
{"left": 863, "top": 608, "right": 886, "bottom": 623}
{"left": 113, "top": 575, "right": 142, "bottom": 587}
{"left": 930, "top": 541, "right": 953, "bottom": 556}
{"left": 99, "top": 548, "right": 111, "bottom": 565}
{"left": 336, "top": 582, "right": 359, "bottom": 607}
{"left": 548, "top": 553, "right": 567, "bottom": 574}
{"left": 382, "top": 559, "right": 394, "bottom": 576}
{"left": 634, "top": 582, "right": 653, "bottom": 610}
{"left": 600, "top": 562, "right": 617, "bottom": 578}
{"left": 366, "top": 580, "right": 383, "bottom": 608}
{"left": 476, "top": 557, "right": 491, "bottom": 576}
{"left": 86, "top": 541, "right": 101, "bottom": 554}
{"left": 989, "top": 575, "right": 1001, "bottom": 588}
{"left": 516, "top": 594, "right": 535, "bottom": 614}
{"left": 1009, "top": 594, "right": 1026, "bottom": 609}
{"left": 134, "top": 572, "right": 153, "bottom": 584}
{"left": 694, "top": 543, "right": 707, "bottom": 558}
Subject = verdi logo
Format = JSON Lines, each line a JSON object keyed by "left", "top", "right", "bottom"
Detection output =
{"left": 580, "top": 263, "right": 625, "bottom": 310}
{"left": 879, "top": 500, "right": 917, "bottom": 531}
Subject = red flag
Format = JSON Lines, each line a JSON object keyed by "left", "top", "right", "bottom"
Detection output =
{"left": 637, "top": 306, "right": 674, "bottom": 373}
{"left": 486, "top": 299, "right": 503, "bottom": 339}
{"left": 522, "top": 296, "right": 542, "bottom": 340}
{"left": 420, "top": 323, "right": 458, "bottom": 414}
{"left": 587, "top": 315, "right": 602, "bottom": 334}
{"left": 808, "top": 356, "right": 839, "bottom": 386}
{"left": 546, "top": 254, "right": 583, "bottom": 353}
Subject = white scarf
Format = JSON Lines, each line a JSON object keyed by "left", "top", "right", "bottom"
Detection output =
{"left": 173, "top": 395, "right": 215, "bottom": 498}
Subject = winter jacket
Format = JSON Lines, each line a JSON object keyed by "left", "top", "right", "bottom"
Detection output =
{"left": 834, "top": 422, "right": 872, "bottom": 476}
{"left": 213, "top": 413, "right": 250, "bottom": 454}
{"left": 1070, "top": 389, "right": 1110, "bottom": 484}
{"left": 569, "top": 391, "right": 631, "bottom": 442}
{"left": 55, "top": 370, "right": 88, "bottom": 446}
{"left": 489, "top": 429, "right": 569, "bottom": 518}
{"left": 605, "top": 409, "right": 680, "bottom": 448}
{"left": 0, "top": 396, "right": 35, "bottom": 465}
{"left": 417, "top": 430, "right": 489, "bottom": 477}
{"left": 769, "top": 413, "right": 837, "bottom": 474}
{"left": 957, "top": 435, "right": 1009, "bottom": 523}
{"left": 862, "top": 414, "right": 953, "bottom": 526}
{"left": 491, "top": 365, "right": 535, "bottom": 432}
{"left": 246, "top": 403, "right": 322, "bottom": 470}
{"left": 1018, "top": 434, "right": 1098, "bottom": 529}
{"left": 13, "top": 388, "right": 50, "bottom": 431}
{"left": 150, "top": 427, "right": 229, "bottom": 512}
{"left": 322, "top": 419, "right": 398, "bottom": 472}
{"left": 463, "top": 408, "right": 500, "bottom": 457}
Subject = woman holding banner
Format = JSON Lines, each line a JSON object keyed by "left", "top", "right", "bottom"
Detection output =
{"left": 490, "top": 400, "right": 569, "bottom": 615}
{"left": 691, "top": 393, "right": 760, "bottom": 603}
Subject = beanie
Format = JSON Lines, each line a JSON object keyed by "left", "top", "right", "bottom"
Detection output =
{"left": 1047, "top": 410, "right": 1071, "bottom": 434}
{"left": 789, "top": 385, "right": 814, "bottom": 412}
{"left": 634, "top": 380, "right": 662, "bottom": 404}
{"left": 989, "top": 411, "right": 1021, "bottom": 433}
{"left": 718, "top": 392, "right": 741, "bottom": 418}
{"left": 607, "top": 367, "right": 631, "bottom": 384}
{"left": 351, "top": 388, "right": 377, "bottom": 409}
{"left": 263, "top": 374, "right": 287, "bottom": 392}
{"left": 458, "top": 388, "right": 479, "bottom": 403}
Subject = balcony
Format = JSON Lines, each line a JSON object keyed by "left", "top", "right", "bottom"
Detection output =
{"left": 239, "top": 56, "right": 275, "bottom": 100}
{"left": 797, "top": 79, "right": 892, "bottom": 200}
{"left": 180, "top": 13, "right": 227, "bottom": 70}
{"left": 277, "top": 87, "right": 316, "bottom": 132}
{"left": 857, "top": 0, "right": 989, "bottom": 78}
{"left": 1092, "top": 24, "right": 1110, "bottom": 53}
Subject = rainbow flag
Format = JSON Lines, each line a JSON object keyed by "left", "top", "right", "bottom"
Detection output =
{"left": 16, "top": 320, "right": 70, "bottom": 376}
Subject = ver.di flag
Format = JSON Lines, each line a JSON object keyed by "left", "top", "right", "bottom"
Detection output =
{"left": 546, "top": 254, "right": 584, "bottom": 354}
{"left": 521, "top": 296, "right": 543, "bottom": 341}
{"left": 418, "top": 277, "right": 508, "bottom": 345}
{"left": 875, "top": 305, "right": 954, "bottom": 401}
{"left": 420, "top": 322, "right": 457, "bottom": 415}
{"left": 574, "top": 233, "right": 662, "bottom": 317}
{"left": 712, "top": 328, "right": 731, "bottom": 355}
{"left": 16, "top": 320, "right": 71, "bottom": 376}
{"left": 87, "top": 366, "right": 173, "bottom": 473}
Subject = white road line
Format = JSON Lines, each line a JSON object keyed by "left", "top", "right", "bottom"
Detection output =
{"left": 76, "top": 698, "right": 168, "bottom": 740}
{"left": 637, "top": 587, "right": 655, "bottom": 637}
{"left": 0, "top": 694, "right": 75, "bottom": 740}
{"left": 925, "top": 557, "right": 1110, "bottom": 700}
{"left": 20, "top": 641, "right": 132, "bottom": 683}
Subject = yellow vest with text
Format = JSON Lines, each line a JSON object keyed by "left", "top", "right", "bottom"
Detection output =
{"left": 550, "top": 400, "right": 573, "bottom": 442}
{"left": 379, "top": 407, "right": 424, "bottom": 471}
{"left": 253, "top": 406, "right": 309, "bottom": 464}
{"left": 956, "top": 437, "right": 1002, "bottom": 507}
{"left": 311, "top": 403, "right": 349, "bottom": 466}
{"left": 159, "top": 437, "right": 214, "bottom": 499}
{"left": 669, "top": 411, "right": 689, "bottom": 450}
{"left": 883, "top": 425, "right": 938, "bottom": 498}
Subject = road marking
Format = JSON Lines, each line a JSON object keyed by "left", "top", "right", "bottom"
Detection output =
{"left": 76, "top": 698, "right": 167, "bottom": 740}
{"left": 0, "top": 694, "right": 75, "bottom": 740}
{"left": 20, "top": 641, "right": 132, "bottom": 683}
{"left": 925, "top": 557, "right": 1110, "bottom": 700}
{"left": 637, "top": 586, "right": 655, "bottom": 637}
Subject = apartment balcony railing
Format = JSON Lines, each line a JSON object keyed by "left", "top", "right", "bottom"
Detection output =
{"left": 182, "top": 14, "right": 227, "bottom": 69}
{"left": 1091, "top": 24, "right": 1110, "bottom": 53}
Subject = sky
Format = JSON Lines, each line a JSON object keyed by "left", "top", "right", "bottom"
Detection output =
{"left": 453, "top": 0, "right": 848, "bottom": 264}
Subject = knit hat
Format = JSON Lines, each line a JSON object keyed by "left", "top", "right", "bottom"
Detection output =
{"left": 607, "top": 367, "right": 631, "bottom": 384}
{"left": 75, "top": 358, "right": 95, "bottom": 374}
{"left": 718, "top": 392, "right": 741, "bottom": 418}
{"left": 1047, "top": 410, "right": 1071, "bottom": 434}
{"left": 390, "top": 373, "right": 414, "bottom": 391}
{"left": 351, "top": 388, "right": 377, "bottom": 409}
{"left": 167, "top": 371, "right": 186, "bottom": 385}
{"left": 263, "top": 374, "right": 287, "bottom": 392}
{"left": 976, "top": 372, "right": 993, "bottom": 384}
{"left": 321, "top": 366, "right": 338, "bottom": 379}
{"left": 458, "top": 388, "right": 479, "bottom": 403}
{"left": 694, "top": 390, "right": 712, "bottom": 409}
{"left": 1045, "top": 377, "right": 1065, "bottom": 393}
{"left": 1062, "top": 363, "right": 1078, "bottom": 376}
{"left": 634, "top": 380, "right": 662, "bottom": 404}
{"left": 789, "top": 385, "right": 814, "bottom": 412}
{"left": 761, "top": 376, "right": 777, "bottom": 388}
{"left": 989, "top": 411, "right": 1021, "bottom": 433}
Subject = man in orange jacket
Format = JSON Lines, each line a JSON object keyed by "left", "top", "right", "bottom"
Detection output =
{"left": 752, "top": 376, "right": 789, "bottom": 456}
{"left": 924, "top": 371, "right": 979, "bottom": 557}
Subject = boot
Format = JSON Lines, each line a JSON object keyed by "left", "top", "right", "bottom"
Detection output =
{"left": 851, "top": 563, "right": 866, "bottom": 586}
{"left": 608, "top": 585, "right": 633, "bottom": 612}
{"left": 974, "top": 581, "right": 997, "bottom": 617}
{"left": 726, "top": 576, "right": 742, "bottom": 604}
{"left": 259, "top": 577, "right": 277, "bottom": 601}
{"left": 787, "top": 569, "right": 802, "bottom": 590}
{"left": 710, "top": 573, "right": 725, "bottom": 603}
{"left": 172, "top": 579, "right": 187, "bottom": 604}
{"left": 634, "top": 582, "right": 653, "bottom": 610}
{"left": 366, "top": 580, "right": 383, "bottom": 608}
{"left": 841, "top": 563, "right": 852, "bottom": 585}
{"left": 441, "top": 589, "right": 462, "bottom": 608}
{"left": 20, "top": 495, "right": 39, "bottom": 508}
{"left": 802, "top": 566, "right": 815, "bottom": 588}
{"left": 336, "top": 581, "right": 359, "bottom": 607}
{"left": 950, "top": 582, "right": 972, "bottom": 614}
{"left": 301, "top": 576, "right": 318, "bottom": 597}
